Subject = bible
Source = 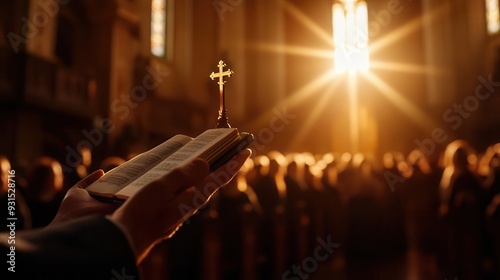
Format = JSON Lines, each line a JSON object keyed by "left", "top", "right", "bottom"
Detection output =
{"left": 86, "top": 128, "right": 254, "bottom": 203}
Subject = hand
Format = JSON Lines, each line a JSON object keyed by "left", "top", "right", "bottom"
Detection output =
{"left": 111, "top": 149, "right": 252, "bottom": 262}
{"left": 48, "top": 170, "right": 118, "bottom": 228}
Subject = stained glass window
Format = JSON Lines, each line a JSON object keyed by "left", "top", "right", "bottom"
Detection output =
{"left": 486, "top": 0, "right": 500, "bottom": 34}
{"left": 151, "top": 0, "right": 167, "bottom": 57}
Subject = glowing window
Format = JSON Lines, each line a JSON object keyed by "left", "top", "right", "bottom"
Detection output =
{"left": 332, "top": 0, "right": 369, "bottom": 72}
{"left": 487, "top": 0, "right": 500, "bottom": 34}
{"left": 151, "top": 0, "right": 167, "bottom": 57}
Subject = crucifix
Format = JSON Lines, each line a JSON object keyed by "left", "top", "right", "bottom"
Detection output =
{"left": 210, "top": 60, "right": 234, "bottom": 128}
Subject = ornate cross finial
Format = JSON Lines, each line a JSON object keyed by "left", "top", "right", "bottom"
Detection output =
{"left": 210, "top": 60, "right": 234, "bottom": 128}
{"left": 210, "top": 60, "right": 234, "bottom": 88}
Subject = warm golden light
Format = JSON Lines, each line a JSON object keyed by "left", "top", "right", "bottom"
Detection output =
{"left": 246, "top": 70, "right": 337, "bottom": 133}
{"left": 248, "top": 42, "right": 334, "bottom": 59}
{"left": 287, "top": 74, "right": 342, "bottom": 151}
{"left": 247, "top": 1, "right": 446, "bottom": 155}
{"left": 151, "top": 0, "right": 166, "bottom": 57}
{"left": 333, "top": 4, "right": 346, "bottom": 47}
{"left": 361, "top": 71, "right": 438, "bottom": 130}
{"left": 370, "top": 60, "right": 448, "bottom": 76}
{"left": 332, "top": 0, "right": 369, "bottom": 72}
{"left": 347, "top": 73, "right": 360, "bottom": 152}
{"left": 486, "top": 0, "right": 500, "bottom": 34}
{"left": 333, "top": 3, "right": 347, "bottom": 72}
{"left": 355, "top": 2, "right": 369, "bottom": 70}
{"left": 283, "top": 1, "right": 334, "bottom": 47}
{"left": 355, "top": 2, "right": 368, "bottom": 49}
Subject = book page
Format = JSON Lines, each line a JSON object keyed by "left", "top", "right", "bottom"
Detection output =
{"left": 86, "top": 135, "right": 193, "bottom": 197}
{"left": 115, "top": 128, "right": 238, "bottom": 199}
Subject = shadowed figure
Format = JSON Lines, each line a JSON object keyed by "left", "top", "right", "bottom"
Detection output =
{"left": 343, "top": 154, "right": 387, "bottom": 279}
{"left": 251, "top": 152, "right": 289, "bottom": 279}
{"left": 479, "top": 143, "right": 500, "bottom": 278}
{"left": 63, "top": 145, "right": 92, "bottom": 190}
{"left": 378, "top": 151, "right": 410, "bottom": 278}
{"left": 284, "top": 153, "right": 311, "bottom": 268}
{"left": 478, "top": 143, "right": 500, "bottom": 200}
{"left": 23, "top": 157, "right": 65, "bottom": 228}
{"left": 0, "top": 155, "right": 31, "bottom": 231}
{"left": 302, "top": 153, "right": 325, "bottom": 253}
{"left": 317, "top": 154, "right": 345, "bottom": 278}
{"left": 438, "top": 140, "right": 486, "bottom": 280}
{"left": 206, "top": 157, "right": 261, "bottom": 280}
{"left": 402, "top": 149, "right": 440, "bottom": 280}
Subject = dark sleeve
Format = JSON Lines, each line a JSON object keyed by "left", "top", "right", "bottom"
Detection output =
{"left": 0, "top": 215, "right": 139, "bottom": 280}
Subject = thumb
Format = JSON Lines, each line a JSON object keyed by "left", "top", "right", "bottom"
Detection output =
{"left": 63, "top": 169, "right": 105, "bottom": 199}
{"left": 75, "top": 169, "right": 105, "bottom": 189}
{"left": 110, "top": 159, "right": 210, "bottom": 261}
{"left": 130, "top": 159, "right": 210, "bottom": 205}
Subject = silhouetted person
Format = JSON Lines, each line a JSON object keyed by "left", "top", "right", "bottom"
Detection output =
{"left": 318, "top": 156, "right": 345, "bottom": 277}
{"left": 212, "top": 158, "right": 261, "bottom": 280}
{"left": 283, "top": 153, "right": 311, "bottom": 266}
{"left": 478, "top": 143, "right": 500, "bottom": 201}
{"left": 486, "top": 193, "right": 500, "bottom": 279}
{"left": 439, "top": 140, "right": 486, "bottom": 280}
{"left": 23, "top": 157, "right": 65, "bottom": 228}
{"left": 479, "top": 143, "right": 500, "bottom": 278}
{"left": 402, "top": 149, "right": 440, "bottom": 279}
{"left": 251, "top": 153, "right": 287, "bottom": 279}
{"left": 63, "top": 145, "right": 92, "bottom": 190}
{"left": 251, "top": 155, "right": 283, "bottom": 215}
{"left": 344, "top": 154, "right": 386, "bottom": 279}
{"left": 0, "top": 155, "right": 31, "bottom": 231}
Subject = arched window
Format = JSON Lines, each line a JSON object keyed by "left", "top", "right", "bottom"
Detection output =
{"left": 486, "top": 0, "right": 500, "bottom": 34}
{"left": 332, "top": 0, "right": 369, "bottom": 72}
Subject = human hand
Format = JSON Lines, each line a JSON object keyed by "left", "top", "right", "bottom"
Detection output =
{"left": 111, "top": 149, "right": 251, "bottom": 262}
{"left": 48, "top": 170, "right": 118, "bottom": 228}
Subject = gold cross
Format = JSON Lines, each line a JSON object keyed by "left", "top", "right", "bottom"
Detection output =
{"left": 210, "top": 60, "right": 234, "bottom": 90}
{"left": 209, "top": 60, "right": 234, "bottom": 128}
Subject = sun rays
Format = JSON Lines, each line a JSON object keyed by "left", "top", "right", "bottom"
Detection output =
{"left": 247, "top": 42, "right": 334, "bottom": 59}
{"left": 246, "top": 0, "right": 447, "bottom": 153}
{"left": 281, "top": 0, "right": 334, "bottom": 48}
{"left": 370, "top": 61, "right": 449, "bottom": 76}
{"left": 361, "top": 71, "right": 440, "bottom": 130}
{"left": 287, "top": 76, "right": 343, "bottom": 150}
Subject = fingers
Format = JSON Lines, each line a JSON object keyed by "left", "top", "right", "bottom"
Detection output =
{"left": 110, "top": 149, "right": 251, "bottom": 261}
{"left": 62, "top": 170, "right": 105, "bottom": 200}
{"left": 110, "top": 159, "right": 210, "bottom": 261}
{"left": 191, "top": 149, "right": 251, "bottom": 200}
{"left": 136, "top": 159, "right": 210, "bottom": 204}
{"left": 75, "top": 169, "right": 105, "bottom": 189}
{"left": 164, "top": 149, "right": 252, "bottom": 231}
{"left": 159, "top": 159, "right": 210, "bottom": 195}
{"left": 50, "top": 169, "right": 116, "bottom": 227}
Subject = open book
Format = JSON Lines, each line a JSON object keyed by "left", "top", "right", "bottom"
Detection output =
{"left": 86, "top": 128, "right": 254, "bottom": 203}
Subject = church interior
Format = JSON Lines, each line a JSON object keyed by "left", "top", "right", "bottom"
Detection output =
{"left": 1, "top": 0, "right": 500, "bottom": 279}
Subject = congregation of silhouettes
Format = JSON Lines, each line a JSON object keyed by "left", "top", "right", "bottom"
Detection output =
{"left": 1, "top": 139, "right": 499, "bottom": 280}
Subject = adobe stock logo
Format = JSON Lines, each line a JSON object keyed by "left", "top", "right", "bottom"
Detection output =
{"left": 213, "top": 0, "right": 244, "bottom": 21}
{"left": 110, "top": 267, "right": 135, "bottom": 280}
{"left": 282, "top": 235, "right": 340, "bottom": 280}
